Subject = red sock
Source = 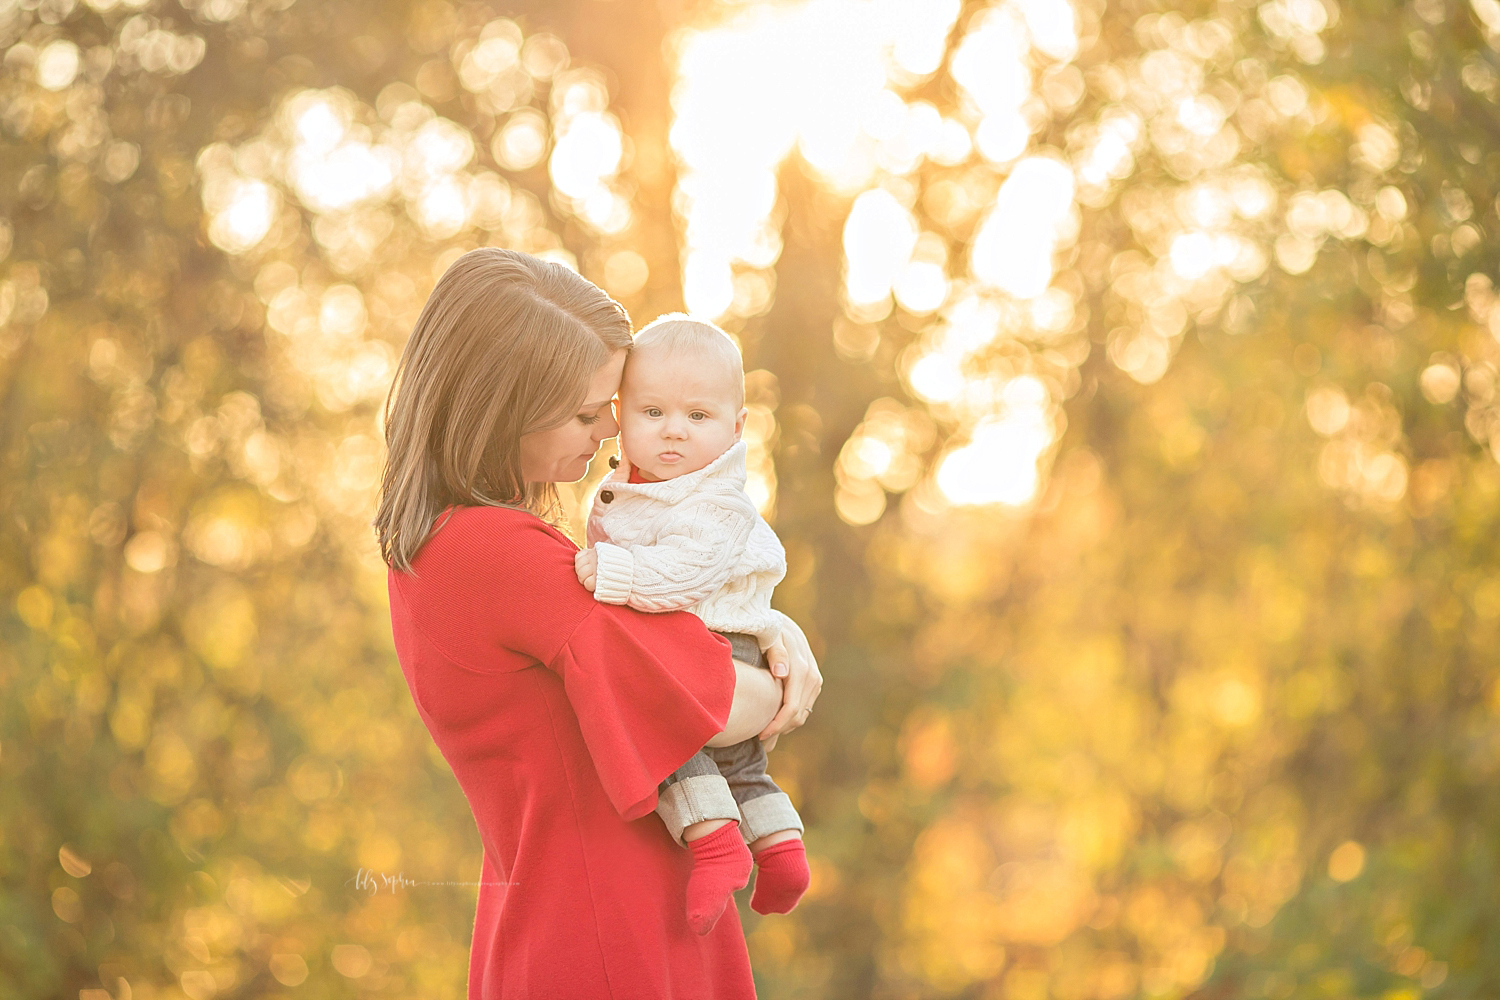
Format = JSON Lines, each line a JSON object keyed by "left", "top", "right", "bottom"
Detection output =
{"left": 750, "top": 837, "right": 810, "bottom": 915}
{"left": 685, "top": 823, "right": 752, "bottom": 935}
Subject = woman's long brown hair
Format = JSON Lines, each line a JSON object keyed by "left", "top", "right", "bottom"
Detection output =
{"left": 375, "top": 248, "right": 632, "bottom": 571}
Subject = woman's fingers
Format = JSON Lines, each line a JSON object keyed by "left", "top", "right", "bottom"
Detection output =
{"left": 765, "top": 635, "right": 790, "bottom": 678}
{"left": 756, "top": 616, "right": 822, "bottom": 740}
{"left": 757, "top": 702, "right": 800, "bottom": 741}
{"left": 778, "top": 618, "right": 822, "bottom": 714}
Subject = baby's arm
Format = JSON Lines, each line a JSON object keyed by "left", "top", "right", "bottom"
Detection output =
{"left": 589, "top": 494, "right": 758, "bottom": 612}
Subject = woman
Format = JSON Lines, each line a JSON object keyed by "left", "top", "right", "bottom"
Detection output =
{"left": 374, "top": 247, "right": 822, "bottom": 999}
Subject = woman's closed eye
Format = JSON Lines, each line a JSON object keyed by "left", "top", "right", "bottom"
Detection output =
{"left": 577, "top": 404, "right": 612, "bottom": 425}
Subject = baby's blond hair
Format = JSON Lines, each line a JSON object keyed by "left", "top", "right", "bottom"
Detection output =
{"left": 627, "top": 313, "right": 745, "bottom": 408}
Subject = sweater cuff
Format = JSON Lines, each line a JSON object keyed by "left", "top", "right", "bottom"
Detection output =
{"left": 758, "top": 610, "right": 794, "bottom": 649}
{"left": 592, "top": 543, "right": 635, "bottom": 605}
{"left": 756, "top": 621, "right": 783, "bottom": 651}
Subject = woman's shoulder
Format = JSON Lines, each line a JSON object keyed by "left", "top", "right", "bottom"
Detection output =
{"left": 435, "top": 504, "right": 569, "bottom": 548}
{"left": 393, "top": 504, "right": 595, "bottom": 661}
{"left": 405, "top": 505, "right": 574, "bottom": 580}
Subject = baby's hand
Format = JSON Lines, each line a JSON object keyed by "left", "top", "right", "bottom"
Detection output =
{"left": 575, "top": 548, "right": 599, "bottom": 592}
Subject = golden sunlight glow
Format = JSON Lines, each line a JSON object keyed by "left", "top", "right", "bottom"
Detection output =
{"left": 970, "top": 155, "right": 1076, "bottom": 299}
{"left": 550, "top": 111, "right": 623, "bottom": 199}
{"left": 935, "top": 379, "right": 1053, "bottom": 506}
{"left": 279, "top": 92, "right": 402, "bottom": 215}
{"left": 197, "top": 24, "right": 588, "bottom": 444}
{"left": 208, "top": 178, "right": 280, "bottom": 254}
{"left": 493, "top": 108, "right": 549, "bottom": 170}
{"left": 548, "top": 71, "right": 631, "bottom": 235}
{"left": 843, "top": 188, "right": 918, "bottom": 309}
{"left": 675, "top": 0, "right": 1308, "bottom": 519}
{"left": 835, "top": 397, "right": 935, "bottom": 524}
{"left": 670, "top": 0, "right": 965, "bottom": 320}
{"left": 951, "top": 8, "right": 1033, "bottom": 164}
{"left": 457, "top": 20, "right": 523, "bottom": 95}
{"left": 36, "top": 39, "right": 80, "bottom": 91}
{"left": 20, "top": 6, "right": 1479, "bottom": 999}
{"left": 669, "top": 0, "right": 1081, "bottom": 514}
{"left": 907, "top": 352, "right": 965, "bottom": 405}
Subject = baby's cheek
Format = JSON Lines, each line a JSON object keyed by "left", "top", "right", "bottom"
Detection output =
{"left": 615, "top": 425, "right": 643, "bottom": 466}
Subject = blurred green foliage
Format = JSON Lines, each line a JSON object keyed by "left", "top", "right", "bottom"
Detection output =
{"left": 5, "top": 0, "right": 1500, "bottom": 998}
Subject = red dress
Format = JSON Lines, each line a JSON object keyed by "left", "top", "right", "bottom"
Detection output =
{"left": 387, "top": 505, "right": 758, "bottom": 999}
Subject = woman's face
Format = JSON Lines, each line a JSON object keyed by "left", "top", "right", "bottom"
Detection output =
{"left": 518, "top": 349, "right": 628, "bottom": 484}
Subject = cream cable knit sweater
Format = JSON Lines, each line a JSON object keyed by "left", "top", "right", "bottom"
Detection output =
{"left": 585, "top": 440, "right": 789, "bottom": 649}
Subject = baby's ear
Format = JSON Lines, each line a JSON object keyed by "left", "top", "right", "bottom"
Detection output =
{"left": 734, "top": 406, "right": 749, "bottom": 440}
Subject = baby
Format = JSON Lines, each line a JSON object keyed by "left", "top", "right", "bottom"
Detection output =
{"left": 573, "top": 314, "right": 810, "bottom": 935}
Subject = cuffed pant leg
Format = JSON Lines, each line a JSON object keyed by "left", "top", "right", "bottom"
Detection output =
{"left": 703, "top": 738, "right": 805, "bottom": 845}
{"left": 656, "top": 750, "right": 741, "bottom": 847}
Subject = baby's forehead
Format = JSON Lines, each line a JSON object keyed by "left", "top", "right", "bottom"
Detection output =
{"left": 621, "top": 344, "right": 742, "bottom": 400}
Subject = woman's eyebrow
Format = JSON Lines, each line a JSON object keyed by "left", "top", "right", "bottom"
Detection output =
{"left": 579, "top": 398, "right": 614, "bottom": 410}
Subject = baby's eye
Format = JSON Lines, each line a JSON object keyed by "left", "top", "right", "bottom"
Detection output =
{"left": 690, "top": 411, "right": 708, "bottom": 421}
{"left": 646, "top": 407, "right": 662, "bottom": 418}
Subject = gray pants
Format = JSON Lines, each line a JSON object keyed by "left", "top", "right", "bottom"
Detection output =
{"left": 655, "top": 634, "right": 804, "bottom": 847}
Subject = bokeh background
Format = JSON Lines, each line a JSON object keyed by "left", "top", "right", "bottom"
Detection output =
{"left": 5, "top": 0, "right": 1500, "bottom": 996}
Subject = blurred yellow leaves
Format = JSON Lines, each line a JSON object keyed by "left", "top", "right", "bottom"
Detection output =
{"left": 1327, "top": 840, "right": 1366, "bottom": 882}
{"left": 181, "top": 583, "right": 258, "bottom": 699}
{"left": 14, "top": 585, "right": 53, "bottom": 629}
{"left": 332, "top": 942, "right": 373, "bottom": 977}
{"left": 1174, "top": 667, "right": 1263, "bottom": 730}
{"left": 287, "top": 755, "right": 343, "bottom": 803}
{"left": 268, "top": 952, "right": 308, "bottom": 986}
{"left": 357, "top": 831, "right": 402, "bottom": 871}
{"left": 899, "top": 816, "right": 1009, "bottom": 990}
{"left": 145, "top": 730, "right": 198, "bottom": 805}
{"left": 991, "top": 859, "right": 1096, "bottom": 946}
{"left": 5, "top": 0, "right": 1500, "bottom": 996}
{"left": 898, "top": 708, "right": 955, "bottom": 789}
{"left": 52, "top": 886, "right": 83, "bottom": 923}
{"left": 1058, "top": 790, "right": 1138, "bottom": 873}
{"left": 835, "top": 397, "right": 934, "bottom": 525}
{"left": 58, "top": 844, "right": 92, "bottom": 878}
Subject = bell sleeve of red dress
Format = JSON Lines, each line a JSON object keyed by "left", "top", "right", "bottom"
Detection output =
{"left": 544, "top": 607, "right": 737, "bottom": 819}
{"left": 404, "top": 506, "right": 738, "bottom": 821}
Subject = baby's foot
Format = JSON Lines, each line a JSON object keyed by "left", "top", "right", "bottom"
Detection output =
{"left": 750, "top": 837, "right": 810, "bottom": 915}
{"left": 685, "top": 822, "right": 753, "bottom": 935}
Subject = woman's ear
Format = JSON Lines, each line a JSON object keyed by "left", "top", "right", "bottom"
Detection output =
{"left": 734, "top": 407, "right": 748, "bottom": 440}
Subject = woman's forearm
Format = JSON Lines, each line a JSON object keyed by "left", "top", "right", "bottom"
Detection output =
{"left": 706, "top": 660, "right": 781, "bottom": 746}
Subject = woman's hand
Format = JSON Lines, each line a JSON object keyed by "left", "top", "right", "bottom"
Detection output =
{"left": 758, "top": 616, "right": 822, "bottom": 742}
{"left": 574, "top": 548, "right": 598, "bottom": 592}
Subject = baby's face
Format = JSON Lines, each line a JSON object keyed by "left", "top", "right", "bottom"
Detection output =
{"left": 617, "top": 350, "right": 747, "bottom": 482}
